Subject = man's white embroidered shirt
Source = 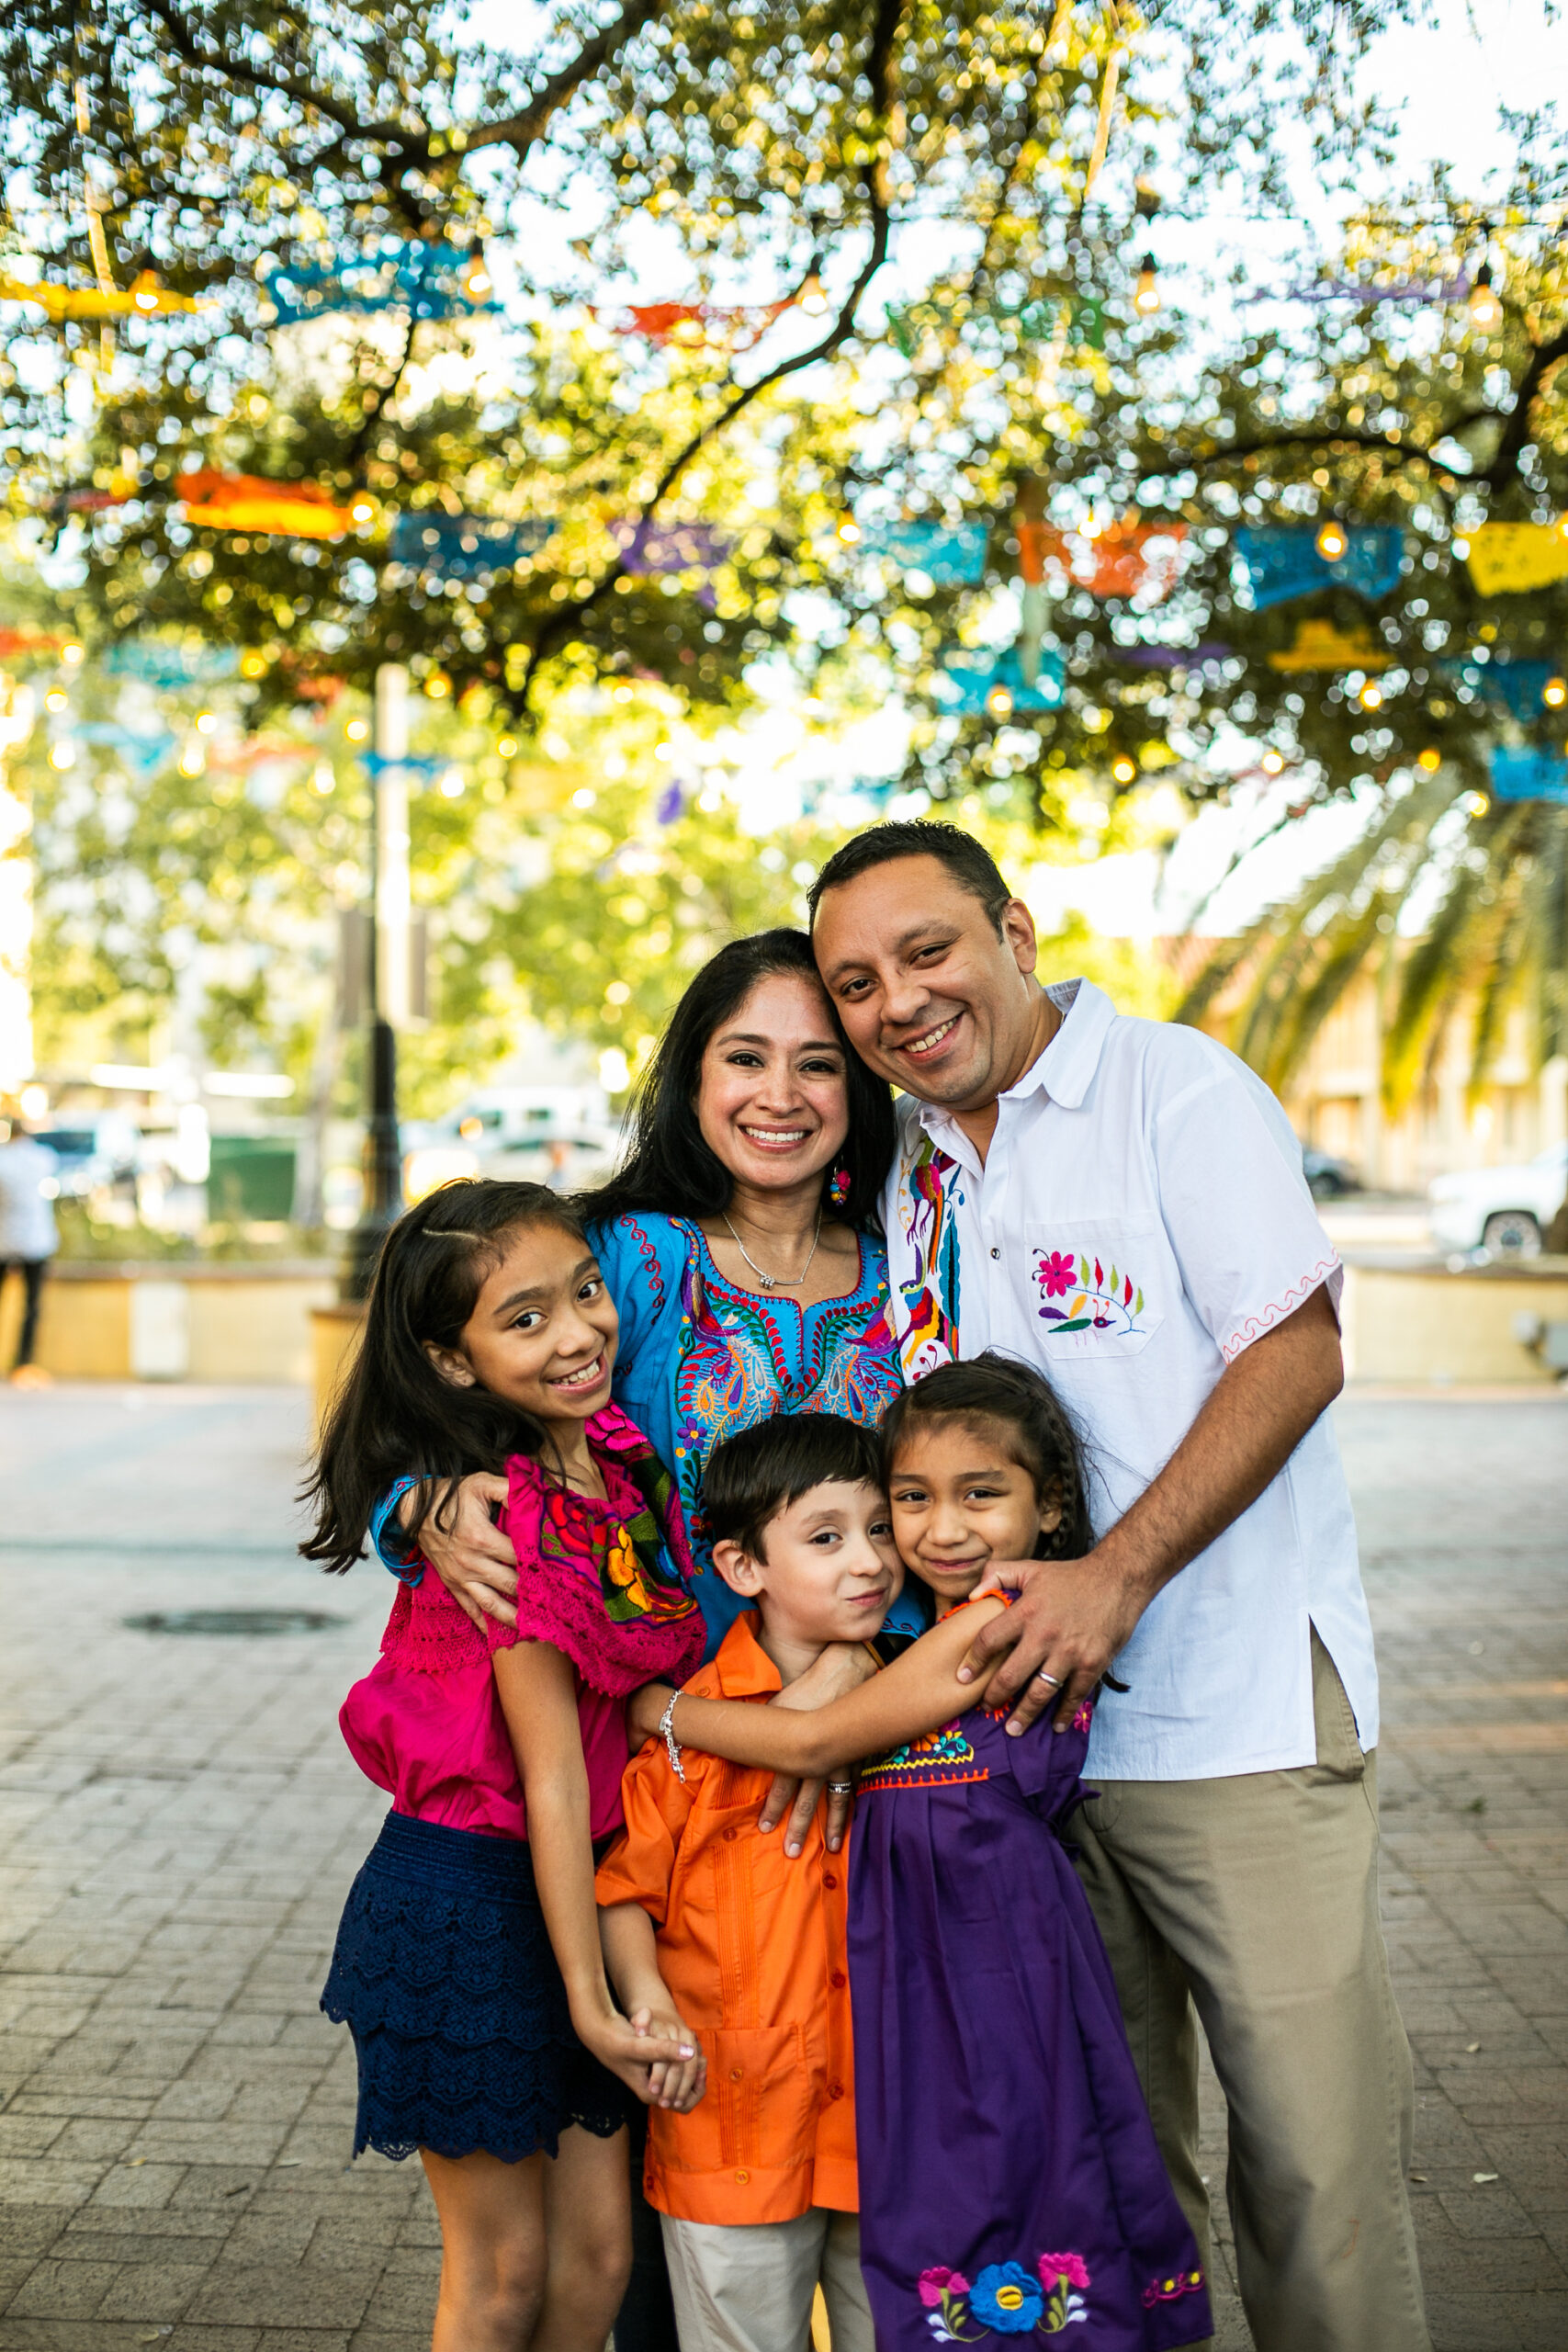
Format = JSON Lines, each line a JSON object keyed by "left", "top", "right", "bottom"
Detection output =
{"left": 880, "top": 978, "right": 1377, "bottom": 1781}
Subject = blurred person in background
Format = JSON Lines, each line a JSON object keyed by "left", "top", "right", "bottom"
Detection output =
{"left": 0, "top": 1113, "right": 59, "bottom": 1387}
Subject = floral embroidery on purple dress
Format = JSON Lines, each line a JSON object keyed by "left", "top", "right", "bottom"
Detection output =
{"left": 850, "top": 1689, "right": 1211, "bottom": 2352}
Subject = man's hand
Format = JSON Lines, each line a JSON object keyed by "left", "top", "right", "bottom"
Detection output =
{"left": 407, "top": 1472, "right": 518, "bottom": 1629}
{"left": 961, "top": 1281, "right": 1346, "bottom": 1735}
{"left": 757, "top": 1642, "right": 876, "bottom": 1856}
{"left": 958, "top": 1557, "right": 1145, "bottom": 1736}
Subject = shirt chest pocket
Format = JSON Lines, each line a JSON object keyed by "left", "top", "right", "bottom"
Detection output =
{"left": 1025, "top": 1218, "right": 1166, "bottom": 1364}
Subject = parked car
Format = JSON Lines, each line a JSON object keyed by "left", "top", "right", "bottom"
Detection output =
{"left": 1301, "top": 1146, "right": 1359, "bottom": 1201}
{"left": 29, "top": 1114, "right": 141, "bottom": 1201}
{"left": 1427, "top": 1143, "right": 1568, "bottom": 1258}
{"left": 402, "top": 1086, "right": 620, "bottom": 1203}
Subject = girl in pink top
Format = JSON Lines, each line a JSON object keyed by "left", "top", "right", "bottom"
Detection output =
{"left": 305, "top": 1180, "right": 707, "bottom": 2352}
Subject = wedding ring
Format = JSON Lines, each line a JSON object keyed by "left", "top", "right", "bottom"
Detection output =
{"left": 827, "top": 1781, "right": 854, "bottom": 1795}
{"left": 1037, "top": 1670, "right": 1064, "bottom": 1689}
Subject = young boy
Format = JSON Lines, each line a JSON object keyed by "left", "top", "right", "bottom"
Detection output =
{"left": 595, "top": 1414, "right": 901, "bottom": 2352}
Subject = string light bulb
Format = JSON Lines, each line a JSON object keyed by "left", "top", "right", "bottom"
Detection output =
{"left": 985, "top": 684, "right": 1014, "bottom": 720}
{"left": 1315, "top": 519, "right": 1348, "bottom": 561}
{"left": 1416, "top": 748, "right": 1441, "bottom": 773}
{"left": 1543, "top": 676, "right": 1566, "bottom": 709}
{"left": 799, "top": 256, "right": 829, "bottom": 317}
{"left": 1111, "top": 756, "right": 1136, "bottom": 784}
{"left": 1468, "top": 262, "right": 1502, "bottom": 333}
{"left": 1134, "top": 253, "right": 1160, "bottom": 317}
{"left": 1359, "top": 680, "right": 1382, "bottom": 710}
{"left": 461, "top": 250, "right": 492, "bottom": 301}
{"left": 836, "top": 516, "right": 862, "bottom": 544}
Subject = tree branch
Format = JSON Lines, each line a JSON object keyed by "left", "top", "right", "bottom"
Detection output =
{"left": 1134, "top": 424, "right": 1437, "bottom": 481}
{"left": 464, "top": 0, "right": 666, "bottom": 159}
{"left": 509, "top": 0, "right": 905, "bottom": 717}
{"left": 1483, "top": 323, "right": 1568, "bottom": 491}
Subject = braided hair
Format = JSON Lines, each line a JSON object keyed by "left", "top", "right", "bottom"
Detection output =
{"left": 878, "top": 1351, "right": 1095, "bottom": 1559}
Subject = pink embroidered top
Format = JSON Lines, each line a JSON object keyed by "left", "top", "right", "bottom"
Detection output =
{"left": 340, "top": 1403, "right": 705, "bottom": 1842}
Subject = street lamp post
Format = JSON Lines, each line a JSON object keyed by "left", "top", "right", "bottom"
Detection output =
{"left": 342, "top": 662, "right": 411, "bottom": 1301}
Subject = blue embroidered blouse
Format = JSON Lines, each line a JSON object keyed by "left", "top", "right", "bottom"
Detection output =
{"left": 373, "top": 1210, "right": 916, "bottom": 1657}
{"left": 588, "top": 1214, "right": 915, "bottom": 1651}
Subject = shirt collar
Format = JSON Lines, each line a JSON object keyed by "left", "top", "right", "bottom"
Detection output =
{"left": 713, "top": 1610, "right": 784, "bottom": 1698}
{"left": 1005, "top": 977, "right": 1116, "bottom": 1110}
{"left": 913, "top": 976, "right": 1116, "bottom": 1152}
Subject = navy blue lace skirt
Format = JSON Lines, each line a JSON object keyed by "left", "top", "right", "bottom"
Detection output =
{"left": 321, "top": 1811, "right": 633, "bottom": 2164}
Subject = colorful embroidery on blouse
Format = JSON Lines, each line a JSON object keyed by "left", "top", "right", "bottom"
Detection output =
{"left": 379, "top": 1404, "right": 704, "bottom": 1694}
{"left": 501, "top": 1403, "right": 705, "bottom": 1696}
{"left": 861, "top": 1720, "right": 987, "bottom": 1794}
{"left": 1140, "top": 2268, "right": 1205, "bottom": 2311}
{"left": 1033, "top": 1248, "right": 1148, "bottom": 1340}
{"left": 886, "top": 1135, "right": 961, "bottom": 1383}
{"left": 670, "top": 1227, "right": 902, "bottom": 1546}
{"left": 615, "top": 1213, "right": 668, "bottom": 1317}
{"left": 919, "top": 2253, "right": 1090, "bottom": 2338}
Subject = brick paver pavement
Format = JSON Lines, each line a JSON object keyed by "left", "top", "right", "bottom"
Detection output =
{"left": 1, "top": 1382, "right": 1564, "bottom": 2351}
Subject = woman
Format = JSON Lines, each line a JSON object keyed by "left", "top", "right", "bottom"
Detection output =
{"left": 369, "top": 930, "right": 915, "bottom": 2352}
{"left": 378, "top": 929, "right": 908, "bottom": 1645}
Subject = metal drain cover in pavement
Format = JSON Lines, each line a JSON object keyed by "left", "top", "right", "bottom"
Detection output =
{"left": 123, "top": 1608, "right": 344, "bottom": 1636}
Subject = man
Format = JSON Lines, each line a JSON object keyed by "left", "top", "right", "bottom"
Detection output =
{"left": 807, "top": 821, "right": 1427, "bottom": 2352}
{"left": 0, "top": 1114, "right": 59, "bottom": 1387}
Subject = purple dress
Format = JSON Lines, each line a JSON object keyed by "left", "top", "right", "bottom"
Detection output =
{"left": 847, "top": 1694, "right": 1211, "bottom": 2352}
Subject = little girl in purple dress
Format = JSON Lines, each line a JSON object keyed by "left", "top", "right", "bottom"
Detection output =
{"left": 635, "top": 1359, "right": 1210, "bottom": 2352}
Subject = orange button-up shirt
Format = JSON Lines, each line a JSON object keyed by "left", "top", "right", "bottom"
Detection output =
{"left": 594, "top": 1612, "right": 857, "bottom": 2224}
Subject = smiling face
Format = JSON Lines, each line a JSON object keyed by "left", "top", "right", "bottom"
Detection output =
{"left": 713, "top": 1478, "right": 904, "bottom": 1650}
{"left": 887, "top": 1417, "right": 1061, "bottom": 1611}
{"left": 424, "top": 1217, "right": 618, "bottom": 1434}
{"left": 694, "top": 968, "right": 851, "bottom": 1193}
{"left": 812, "top": 854, "right": 1049, "bottom": 1111}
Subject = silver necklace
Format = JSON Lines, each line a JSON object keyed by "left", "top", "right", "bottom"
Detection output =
{"left": 719, "top": 1207, "right": 823, "bottom": 1290}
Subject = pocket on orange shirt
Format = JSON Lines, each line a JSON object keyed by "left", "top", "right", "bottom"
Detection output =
{"left": 665, "top": 2022, "right": 813, "bottom": 2174}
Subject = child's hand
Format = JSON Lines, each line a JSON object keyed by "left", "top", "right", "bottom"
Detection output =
{"left": 629, "top": 2004, "right": 707, "bottom": 2112}
{"left": 576, "top": 2007, "right": 700, "bottom": 2103}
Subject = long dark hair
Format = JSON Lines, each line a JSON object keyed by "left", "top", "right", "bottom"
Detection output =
{"left": 582, "top": 928, "right": 896, "bottom": 1230}
{"left": 301, "top": 1179, "right": 589, "bottom": 1575}
{"left": 880, "top": 1352, "right": 1096, "bottom": 1559}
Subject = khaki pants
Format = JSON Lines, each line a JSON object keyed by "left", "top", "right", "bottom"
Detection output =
{"left": 1073, "top": 1632, "right": 1429, "bottom": 2352}
{"left": 660, "top": 2208, "right": 872, "bottom": 2352}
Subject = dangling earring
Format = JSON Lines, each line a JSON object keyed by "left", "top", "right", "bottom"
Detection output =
{"left": 827, "top": 1163, "right": 852, "bottom": 1210}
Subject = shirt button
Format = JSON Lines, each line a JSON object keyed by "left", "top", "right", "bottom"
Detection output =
{"left": 990, "top": 1247, "right": 1000, "bottom": 1260}
{"left": 729, "top": 2066, "right": 744, "bottom": 2081}
{"left": 723, "top": 1827, "right": 739, "bottom": 1843}
{"left": 829, "top": 1970, "right": 847, "bottom": 1990}
{"left": 734, "top": 2169, "right": 750, "bottom": 2185}
{"left": 821, "top": 1871, "right": 838, "bottom": 1889}
{"left": 828, "top": 2080, "right": 844, "bottom": 2099}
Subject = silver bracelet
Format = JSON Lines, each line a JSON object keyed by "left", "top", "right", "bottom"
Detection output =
{"left": 658, "top": 1690, "right": 686, "bottom": 1784}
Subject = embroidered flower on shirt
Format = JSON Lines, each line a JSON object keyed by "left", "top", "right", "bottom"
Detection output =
{"left": 919, "top": 2268, "right": 971, "bottom": 2308}
{"left": 1032, "top": 1250, "right": 1147, "bottom": 1340}
{"left": 1036, "top": 1250, "right": 1077, "bottom": 1298}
